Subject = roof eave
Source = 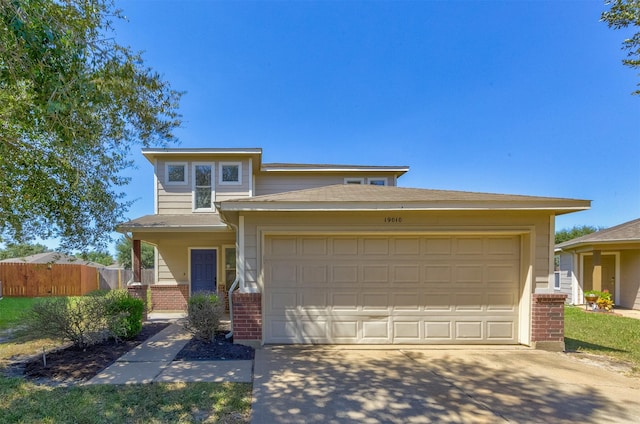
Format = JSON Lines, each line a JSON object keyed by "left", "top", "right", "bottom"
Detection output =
{"left": 142, "top": 148, "right": 262, "bottom": 162}
{"left": 556, "top": 239, "right": 640, "bottom": 251}
{"left": 260, "top": 166, "right": 410, "bottom": 174}
{"left": 116, "top": 224, "right": 230, "bottom": 233}
{"left": 218, "top": 201, "right": 590, "bottom": 213}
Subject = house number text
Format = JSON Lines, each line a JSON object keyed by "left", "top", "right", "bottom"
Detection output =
{"left": 384, "top": 217, "right": 403, "bottom": 223}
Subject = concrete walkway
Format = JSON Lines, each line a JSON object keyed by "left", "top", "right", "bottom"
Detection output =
{"left": 86, "top": 323, "right": 253, "bottom": 385}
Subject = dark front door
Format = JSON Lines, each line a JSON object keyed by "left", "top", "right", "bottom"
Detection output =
{"left": 191, "top": 249, "right": 217, "bottom": 294}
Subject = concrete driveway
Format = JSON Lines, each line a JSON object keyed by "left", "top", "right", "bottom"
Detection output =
{"left": 252, "top": 346, "right": 640, "bottom": 424}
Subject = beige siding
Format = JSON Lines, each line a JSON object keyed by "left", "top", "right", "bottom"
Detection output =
{"left": 620, "top": 250, "right": 640, "bottom": 309}
{"left": 133, "top": 231, "right": 235, "bottom": 289}
{"left": 557, "top": 253, "right": 575, "bottom": 303}
{"left": 156, "top": 156, "right": 253, "bottom": 214}
{"left": 239, "top": 210, "right": 553, "bottom": 295}
{"left": 255, "top": 172, "right": 397, "bottom": 196}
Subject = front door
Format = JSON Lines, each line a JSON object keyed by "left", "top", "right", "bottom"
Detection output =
{"left": 191, "top": 249, "right": 217, "bottom": 294}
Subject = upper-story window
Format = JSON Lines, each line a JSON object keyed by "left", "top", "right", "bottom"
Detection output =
{"left": 165, "top": 163, "right": 187, "bottom": 185}
{"left": 219, "top": 162, "right": 242, "bottom": 185}
{"left": 368, "top": 178, "right": 387, "bottom": 186}
{"left": 344, "top": 178, "right": 364, "bottom": 184}
{"left": 193, "top": 163, "right": 214, "bottom": 212}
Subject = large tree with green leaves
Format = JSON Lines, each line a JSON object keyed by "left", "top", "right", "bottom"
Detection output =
{"left": 555, "top": 225, "right": 604, "bottom": 245}
{"left": 602, "top": 0, "right": 640, "bottom": 94}
{"left": 0, "top": 0, "right": 182, "bottom": 250}
{"left": 0, "top": 242, "right": 49, "bottom": 259}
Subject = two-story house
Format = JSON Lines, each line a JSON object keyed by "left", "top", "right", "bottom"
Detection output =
{"left": 118, "top": 147, "right": 589, "bottom": 350}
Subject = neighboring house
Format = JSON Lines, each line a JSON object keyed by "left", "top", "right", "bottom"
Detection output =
{"left": 0, "top": 252, "right": 104, "bottom": 267}
{"left": 555, "top": 218, "right": 640, "bottom": 310}
{"left": 118, "top": 147, "right": 589, "bottom": 349}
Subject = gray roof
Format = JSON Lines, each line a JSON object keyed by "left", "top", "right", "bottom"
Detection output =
{"left": 556, "top": 218, "right": 640, "bottom": 249}
{"left": 218, "top": 184, "right": 590, "bottom": 213}
{"left": 0, "top": 252, "right": 104, "bottom": 267}
{"left": 117, "top": 213, "right": 230, "bottom": 232}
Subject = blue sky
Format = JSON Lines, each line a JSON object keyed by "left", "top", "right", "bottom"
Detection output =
{"left": 107, "top": 0, "right": 638, "bottom": 253}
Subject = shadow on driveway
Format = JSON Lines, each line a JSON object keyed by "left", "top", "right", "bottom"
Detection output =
{"left": 252, "top": 347, "right": 640, "bottom": 423}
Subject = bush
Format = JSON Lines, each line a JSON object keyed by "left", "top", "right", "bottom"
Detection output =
{"left": 24, "top": 296, "right": 110, "bottom": 348}
{"left": 184, "top": 291, "right": 223, "bottom": 342}
{"left": 23, "top": 290, "right": 145, "bottom": 347}
{"left": 104, "top": 290, "right": 144, "bottom": 340}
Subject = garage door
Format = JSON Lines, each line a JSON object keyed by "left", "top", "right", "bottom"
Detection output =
{"left": 264, "top": 235, "right": 521, "bottom": 344}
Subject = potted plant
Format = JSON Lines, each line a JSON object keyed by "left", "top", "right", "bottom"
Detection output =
{"left": 584, "top": 289, "right": 614, "bottom": 312}
{"left": 584, "top": 290, "right": 599, "bottom": 304}
{"left": 596, "top": 289, "right": 614, "bottom": 311}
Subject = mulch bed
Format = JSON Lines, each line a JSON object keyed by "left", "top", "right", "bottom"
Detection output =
{"left": 20, "top": 322, "right": 170, "bottom": 384}
{"left": 174, "top": 331, "right": 254, "bottom": 361}
{"left": 8, "top": 323, "right": 254, "bottom": 386}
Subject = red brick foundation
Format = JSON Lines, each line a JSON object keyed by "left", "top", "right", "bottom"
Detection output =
{"left": 232, "top": 292, "right": 262, "bottom": 348}
{"left": 531, "top": 293, "right": 567, "bottom": 351}
{"left": 127, "top": 285, "right": 148, "bottom": 322}
{"left": 149, "top": 284, "right": 189, "bottom": 311}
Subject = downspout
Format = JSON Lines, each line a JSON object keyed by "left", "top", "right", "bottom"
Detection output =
{"left": 224, "top": 214, "right": 244, "bottom": 340}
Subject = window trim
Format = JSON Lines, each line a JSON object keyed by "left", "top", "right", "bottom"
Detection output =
{"left": 192, "top": 162, "right": 215, "bottom": 212}
{"left": 219, "top": 162, "right": 242, "bottom": 186}
{"left": 165, "top": 162, "right": 187, "bottom": 186}
{"left": 368, "top": 178, "right": 387, "bottom": 186}
{"left": 344, "top": 178, "right": 364, "bottom": 184}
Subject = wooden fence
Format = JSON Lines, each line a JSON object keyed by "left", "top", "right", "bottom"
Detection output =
{"left": 0, "top": 263, "right": 99, "bottom": 297}
{"left": 98, "top": 268, "right": 155, "bottom": 290}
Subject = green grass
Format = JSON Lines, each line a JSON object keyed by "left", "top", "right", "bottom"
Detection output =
{"left": 0, "top": 297, "right": 39, "bottom": 330}
{"left": 0, "top": 377, "right": 252, "bottom": 423}
{"left": 565, "top": 306, "right": 640, "bottom": 373}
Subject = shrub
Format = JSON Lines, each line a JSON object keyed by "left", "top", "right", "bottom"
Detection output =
{"left": 104, "top": 290, "right": 144, "bottom": 340}
{"left": 23, "top": 291, "right": 145, "bottom": 347}
{"left": 24, "top": 296, "right": 110, "bottom": 348}
{"left": 184, "top": 291, "right": 223, "bottom": 342}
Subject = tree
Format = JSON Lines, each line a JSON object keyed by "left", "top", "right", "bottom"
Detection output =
{"left": 115, "top": 237, "right": 154, "bottom": 269}
{"left": 555, "top": 225, "right": 603, "bottom": 245}
{"left": 0, "top": 0, "right": 182, "bottom": 251}
{"left": 77, "top": 250, "right": 114, "bottom": 266}
{"left": 0, "top": 242, "right": 50, "bottom": 259}
{"left": 602, "top": 0, "right": 640, "bottom": 94}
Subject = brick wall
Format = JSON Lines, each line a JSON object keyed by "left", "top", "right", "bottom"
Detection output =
{"left": 149, "top": 284, "right": 189, "bottom": 311}
{"left": 232, "top": 292, "right": 262, "bottom": 347}
{"left": 531, "top": 293, "right": 567, "bottom": 351}
{"left": 127, "top": 285, "right": 148, "bottom": 321}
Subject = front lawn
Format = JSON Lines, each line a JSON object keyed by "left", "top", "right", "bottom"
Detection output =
{"left": 0, "top": 297, "right": 38, "bottom": 330}
{"left": 564, "top": 306, "right": 640, "bottom": 374}
{"left": 0, "top": 377, "right": 252, "bottom": 423}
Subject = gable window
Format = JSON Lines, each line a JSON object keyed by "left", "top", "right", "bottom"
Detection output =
{"left": 220, "top": 162, "right": 242, "bottom": 185}
{"left": 193, "top": 163, "right": 214, "bottom": 211}
{"left": 166, "top": 163, "right": 186, "bottom": 185}
{"left": 368, "top": 178, "right": 387, "bottom": 186}
{"left": 344, "top": 178, "right": 364, "bottom": 184}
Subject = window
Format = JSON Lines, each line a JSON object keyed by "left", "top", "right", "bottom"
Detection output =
{"left": 165, "top": 163, "right": 186, "bottom": 185}
{"left": 368, "top": 178, "right": 387, "bottom": 186}
{"left": 554, "top": 271, "right": 561, "bottom": 290}
{"left": 219, "top": 162, "right": 242, "bottom": 185}
{"left": 344, "top": 178, "right": 364, "bottom": 184}
{"left": 193, "top": 163, "right": 214, "bottom": 211}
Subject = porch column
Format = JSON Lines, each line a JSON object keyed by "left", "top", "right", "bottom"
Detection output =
{"left": 592, "top": 250, "right": 602, "bottom": 291}
{"left": 132, "top": 239, "right": 142, "bottom": 283}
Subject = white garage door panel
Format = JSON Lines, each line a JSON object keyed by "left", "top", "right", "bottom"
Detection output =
{"left": 264, "top": 235, "right": 520, "bottom": 344}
